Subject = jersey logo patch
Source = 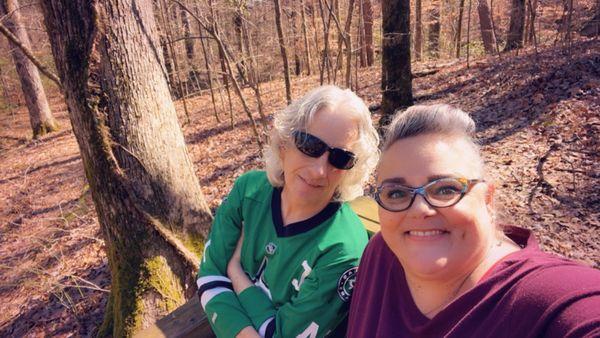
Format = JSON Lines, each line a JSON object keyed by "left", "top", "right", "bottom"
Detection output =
{"left": 265, "top": 242, "right": 277, "bottom": 255}
{"left": 337, "top": 267, "right": 357, "bottom": 302}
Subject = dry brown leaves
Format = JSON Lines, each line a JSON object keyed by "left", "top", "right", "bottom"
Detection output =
{"left": 0, "top": 38, "right": 598, "bottom": 336}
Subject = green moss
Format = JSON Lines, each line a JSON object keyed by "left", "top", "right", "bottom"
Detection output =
{"left": 180, "top": 231, "right": 205, "bottom": 259}
{"left": 96, "top": 291, "right": 114, "bottom": 338}
{"left": 63, "top": 185, "right": 90, "bottom": 223}
{"left": 32, "top": 119, "right": 60, "bottom": 139}
{"left": 98, "top": 240, "right": 146, "bottom": 337}
{"left": 144, "top": 255, "right": 185, "bottom": 312}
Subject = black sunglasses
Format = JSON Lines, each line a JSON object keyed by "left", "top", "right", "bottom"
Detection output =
{"left": 292, "top": 131, "right": 357, "bottom": 170}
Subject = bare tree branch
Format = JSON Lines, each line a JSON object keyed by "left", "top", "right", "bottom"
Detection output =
{"left": 0, "top": 21, "right": 62, "bottom": 89}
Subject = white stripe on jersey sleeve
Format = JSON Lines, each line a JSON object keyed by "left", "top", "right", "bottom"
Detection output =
{"left": 196, "top": 275, "right": 232, "bottom": 289}
{"left": 200, "top": 287, "right": 233, "bottom": 309}
{"left": 258, "top": 317, "right": 274, "bottom": 337}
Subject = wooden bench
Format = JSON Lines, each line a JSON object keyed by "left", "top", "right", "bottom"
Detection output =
{"left": 135, "top": 196, "right": 380, "bottom": 338}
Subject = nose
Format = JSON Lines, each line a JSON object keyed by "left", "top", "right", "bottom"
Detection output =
{"left": 309, "top": 152, "right": 329, "bottom": 178}
{"left": 406, "top": 193, "right": 436, "bottom": 217}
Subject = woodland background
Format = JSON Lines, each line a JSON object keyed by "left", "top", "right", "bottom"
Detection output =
{"left": 0, "top": 0, "right": 598, "bottom": 336}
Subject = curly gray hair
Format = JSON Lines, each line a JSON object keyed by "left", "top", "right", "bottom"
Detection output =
{"left": 264, "top": 85, "right": 380, "bottom": 202}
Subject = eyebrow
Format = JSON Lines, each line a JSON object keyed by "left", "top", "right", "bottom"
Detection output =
{"left": 380, "top": 174, "right": 458, "bottom": 185}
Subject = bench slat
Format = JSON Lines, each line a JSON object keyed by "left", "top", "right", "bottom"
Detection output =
{"left": 134, "top": 297, "right": 213, "bottom": 338}
{"left": 349, "top": 196, "right": 380, "bottom": 235}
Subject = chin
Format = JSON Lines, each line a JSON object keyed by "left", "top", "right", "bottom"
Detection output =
{"left": 392, "top": 247, "right": 453, "bottom": 277}
{"left": 405, "top": 257, "right": 451, "bottom": 277}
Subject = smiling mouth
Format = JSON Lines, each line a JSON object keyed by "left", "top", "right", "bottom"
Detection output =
{"left": 406, "top": 230, "right": 449, "bottom": 237}
{"left": 300, "top": 176, "right": 324, "bottom": 188}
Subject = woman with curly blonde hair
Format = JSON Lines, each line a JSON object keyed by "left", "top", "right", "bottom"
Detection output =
{"left": 198, "top": 85, "right": 379, "bottom": 338}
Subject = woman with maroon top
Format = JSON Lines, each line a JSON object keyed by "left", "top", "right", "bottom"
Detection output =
{"left": 347, "top": 104, "right": 600, "bottom": 338}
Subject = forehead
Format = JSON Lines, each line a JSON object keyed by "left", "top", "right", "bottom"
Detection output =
{"left": 377, "top": 134, "right": 481, "bottom": 183}
{"left": 306, "top": 108, "right": 359, "bottom": 148}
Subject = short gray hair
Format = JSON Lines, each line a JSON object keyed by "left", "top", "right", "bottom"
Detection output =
{"left": 264, "top": 85, "right": 380, "bottom": 201}
{"left": 383, "top": 104, "right": 484, "bottom": 174}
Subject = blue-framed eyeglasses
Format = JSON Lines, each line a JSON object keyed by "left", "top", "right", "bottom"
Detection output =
{"left": 374, "top": 177, "right": 484, "bottom": 212}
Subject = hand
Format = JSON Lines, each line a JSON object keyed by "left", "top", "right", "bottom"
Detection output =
{"left": 227, "top": 229, "right": 253, "bottom": 294}
{"left": 236, "top": 326, "right": 261, "bottom": 338}
{"left": 227, "top": 230, "right": 244, "bottom": 276}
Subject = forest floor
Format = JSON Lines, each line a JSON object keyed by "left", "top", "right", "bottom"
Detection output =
{"left": 0, "top": 38, "right": 598, "bottom": 337}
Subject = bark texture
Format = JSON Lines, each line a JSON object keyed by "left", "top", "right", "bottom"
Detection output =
{"left": 477, "top": 0, "right": 497, "bottom": 53}
{"left": 505, "top": 0, "right": 526, "bottom": 51}
{"left": 0, "top": 0, "right": 58, "bottom": 138}
{"left": 301, "top": 0, "right": 312, "bottom": 75}
{"left": 415, "top": 0, "right": 423, "bottom": 60}
{"left": 361, "top": 0, "right": 374, "bottom": 66}
{"left": 456, "top": 0, "right": 466, "bottom": 57}
{"left": 381, "top": 0, "right": 413, "bottom": 127}
{"left": 40, "top": 0, "right": 212, "bottom": 335}
{"left": 274, "top": 0, "right": 292, "bottom": 103}
{"left": 427, "top": 0, "right": 441, "bottom": 58}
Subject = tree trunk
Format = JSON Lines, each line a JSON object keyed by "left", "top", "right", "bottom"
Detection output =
{"left": 240, "top": 8, "right": 266, "bottom": 122}
{"left": 198, "top": 24, "right": 221, "bottom": 123}
{"left": 525, "top": 0, "right": 538, "bottom": 44}
{"left": 318, "top": 0, "right": 333, "bottom": 83}
{"left": 381, "top": 0, "right": 413, "bottom": 128}
{"left": 504, "top": 0, "right": 526, "bottom": 51}
{"left": 415, "top": 0, "right": 423, "bottom": 60}
{"left": 40, "top": 0, "right": 213, "bottom": 335}
{"left": 427, "top": 0, "right": 441, "bottom": 58}
{"left": 477, "top": 0, "right": 497, "bottom": 53}
{"left": 361, "top": 0, "right": 374, "bottom": 66}
{"left": 274, "top": 0, "right": 293, "bottom": 103}
{"left": 233, "top": 7, "right": 249, "bottom": 85}
{"left": 160, "top": 37, "right": 178, "bottom": 96}
{"left": 455, "top": 0, "right": 466, "bottom": 58}
{"left": 181, "top": 7, "right": 195, "bottom": 60}
{"left": 579, "top": 1, "right": 600, "bottom": 37}
{"left": 310, "top": 0, "right": 323, "bottom": 75}
{"left": 467, "top": 0, "right": 472, "bottom": 66}
{"left": 0, "top": 21, "right": 62, "bottom": 88}
{"left": 490, "top": 0, "right": 501, "bottom": 55}
{"left": 344, "top": 0, "right": 355, "bottom": 88}
{"left": 159, "top": 0, "right": 190, "bottom": 123}
{"left": 218, "top": 45, "right": 235, "bottom": 128}
{"left": 290, "top": 8, "right": 303, "bottom": 76}
{"left": 301, "top": 0, "right": 313, "bottom": 75}
{"left": 358, "top": 0, "right": 367, "bottom": 67}
{"left": 0, "top": 0, "right": 58, "bottom": 139}
{"left": 326, "top": 0, "right": 355, "bottom": 87}
{"left": 180, "top": 7, "right": 200, "bottom": 93}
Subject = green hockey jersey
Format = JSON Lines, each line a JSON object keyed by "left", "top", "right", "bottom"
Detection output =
{"left": 197, "top": 171, "right": 368, "bottom": 338}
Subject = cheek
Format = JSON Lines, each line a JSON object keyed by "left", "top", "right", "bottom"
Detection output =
{"left": 445, "top": 202, "right": 493, "bottom": 240}
{"left": 378, "top": 209, "right": 404, "bottom": 232}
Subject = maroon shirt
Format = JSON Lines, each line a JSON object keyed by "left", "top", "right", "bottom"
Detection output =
{"left": 347, "top": 226, "right": 600, "bottom": 338}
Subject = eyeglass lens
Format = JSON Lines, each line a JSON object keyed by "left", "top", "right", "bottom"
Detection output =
{"left": 377, "top": 178, "right": 467, "bottom": 211}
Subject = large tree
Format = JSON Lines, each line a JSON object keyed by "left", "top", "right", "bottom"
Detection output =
{"left": 380, "top": 0, "right": 413, "bottom": 127}
{"left": 505, "top": 0, "right": 526, "bottom": 51}
{"left": 40, "top": 0, "right": 213, "bottom": 336}
{"left": 0, "top": 0, "right": 58, "bottom": 138}
{"left": 427, "top": 0, "right": 441, "bottom": 58}
{"left": 477, "top": 0, "right": 497, "bottom": 54}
